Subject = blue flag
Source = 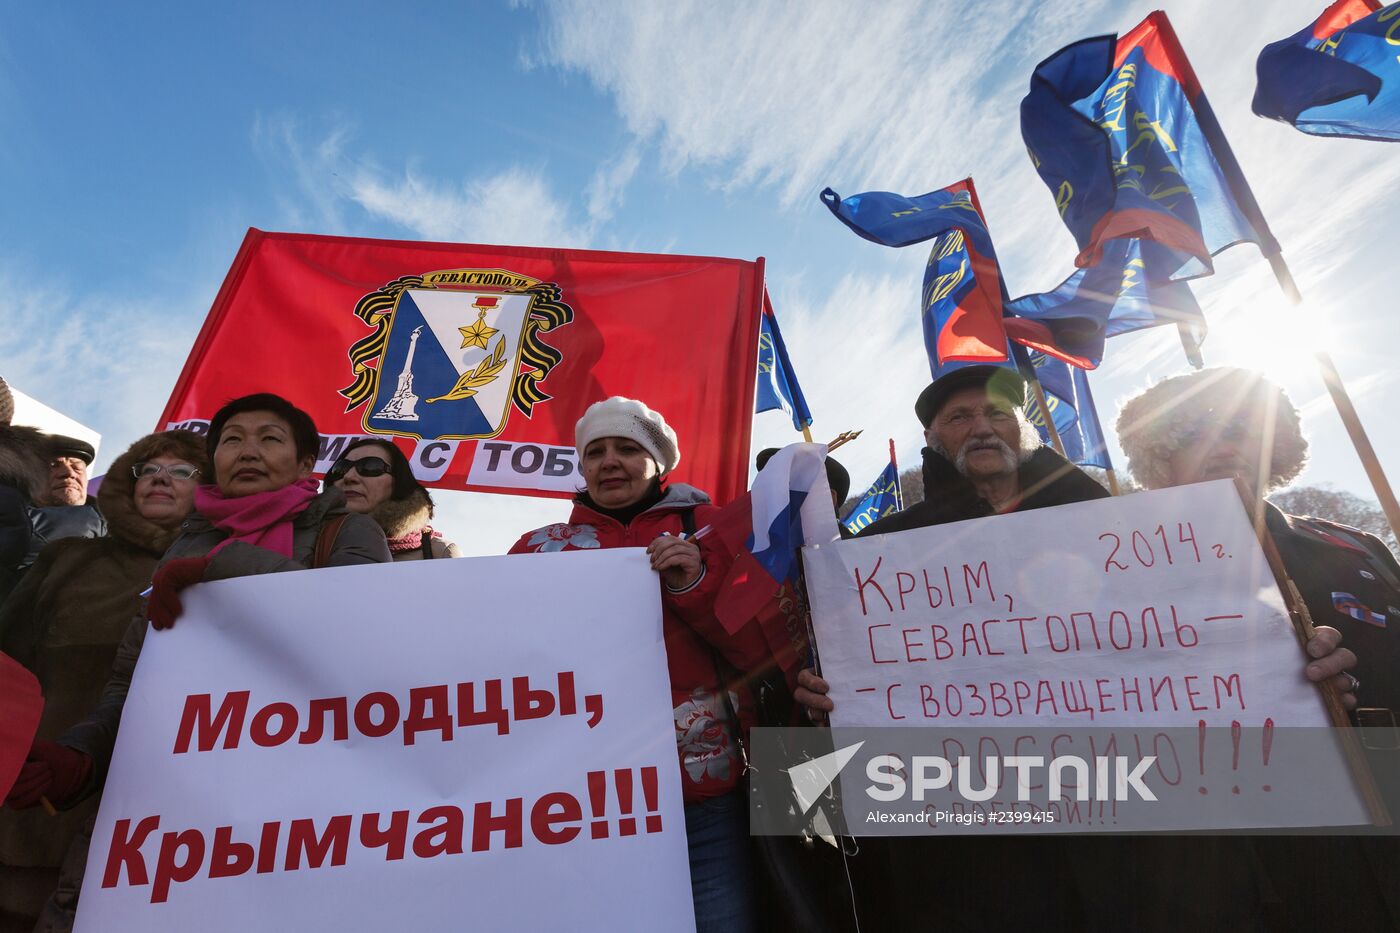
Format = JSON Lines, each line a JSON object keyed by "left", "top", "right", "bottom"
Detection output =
{"left": 1005, "top": 238, "right": 1204, "bottom": 366}
{"left": 1022, "top": 11, "right": 1279, "bottom": 281}
{"left": 822, "top": 179, "right": 1102, "bottom": 368}
{"left": 841, "top": 460, "right": 903, "bottom": 536}
{"left": 755, "top": 299, "right": 813, "bottom": 431}
{"left": 1022, "top": 353, "right": 1112, "bottom": 469}
{"left": 1254, "top": 0, "right": 1400, "bottom": 141}
{"left": 820, "top": 180, "right": 1011, "bottom": 364}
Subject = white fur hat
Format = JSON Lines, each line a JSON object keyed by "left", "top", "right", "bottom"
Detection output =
{"left": 574, "top": 397, "right": 680, "bottom": 474}
{"left": 1116, "top": 367, "right": 1308, "bottom": 492}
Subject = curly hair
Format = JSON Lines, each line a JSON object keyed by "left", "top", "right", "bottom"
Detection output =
{"left": 1116, "top": 367, "right": 1308, "bottom": 492}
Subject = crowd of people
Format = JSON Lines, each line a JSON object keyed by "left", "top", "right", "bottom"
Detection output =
{"left": 0, "top": 363, "right": 1396, "bottom": 931}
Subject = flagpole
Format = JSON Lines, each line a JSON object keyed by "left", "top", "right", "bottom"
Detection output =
{"left": 801, "top": 426, "right": 813, "bottom": 443}
{"left": 1025, "top": 374, "right": 1067, "bottom": 457}
{"left": 1105, "top": 467, "right": 1122, "bottom": 497}
{"left": 889, "top": 438, "right": 903, "bottom": 510}
{"left": 1266, "top": 254, "right": 1400, "bottom": 541}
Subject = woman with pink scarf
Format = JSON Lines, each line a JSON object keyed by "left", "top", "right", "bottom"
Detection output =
{"left": 8, "top": 393, "right": 389, "bottom": 932}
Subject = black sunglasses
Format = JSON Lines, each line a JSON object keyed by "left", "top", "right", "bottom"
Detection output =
{"left": 326, "top": 455, "right": 391, "bottom": 484}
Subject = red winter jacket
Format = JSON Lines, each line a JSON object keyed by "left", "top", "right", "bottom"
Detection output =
{"left": 509, "top": 484, "right": 770, "bottom": 803}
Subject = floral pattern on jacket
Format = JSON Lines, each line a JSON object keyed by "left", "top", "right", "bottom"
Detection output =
{"left": 675, "top": 688, "right": 741, "bottom": 785}
{"left": 525, "top": 523, "right": 601, "bottom": 552}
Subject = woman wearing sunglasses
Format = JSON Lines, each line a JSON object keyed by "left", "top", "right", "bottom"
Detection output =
{"left": 5, "top": 393, "right": 390, "bottom": 931}
{"left": 0, "top": 429, "right": 207, "bottom": 930}
{"left": 326, "top": 439, "right": 461, "bottom": 561}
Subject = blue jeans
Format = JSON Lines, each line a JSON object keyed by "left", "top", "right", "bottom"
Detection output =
{"left": 684, "top": 791, "right": 755, "bottom": 933}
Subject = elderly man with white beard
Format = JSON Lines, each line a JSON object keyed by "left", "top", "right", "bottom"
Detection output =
{"left": 860, "top": 364, "right": 1109, "bottom": 528}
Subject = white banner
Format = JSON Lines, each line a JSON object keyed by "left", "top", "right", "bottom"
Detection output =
{"left": 803, "top": 479, "right": 1372, "bottom": 829}
{"left": 76, "top": 549, "right": 695, "bottom": 932}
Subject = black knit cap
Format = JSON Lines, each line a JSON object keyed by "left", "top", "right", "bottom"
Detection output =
{"left": 915, "top": 365, "right": 1027, "bottom": 428}
{"left": 755, "top": 447, "right": 851, "bottom": 503}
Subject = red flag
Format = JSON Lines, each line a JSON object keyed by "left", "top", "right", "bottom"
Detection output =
{"left": 0, "top": 653, "right": 43, "bottom": 800}
{"left": 160, "top": 230, "right": 766, "bottom": 504}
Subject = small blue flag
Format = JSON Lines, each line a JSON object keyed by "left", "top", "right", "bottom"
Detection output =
{"left": 820, "top": 179, "right": 1012, "bottom": 365}
{"left": 1005, "top": 238, "right": 1204, "bottom": 366}
{"left": 822, "top": 179, "right": 1103, "bottom": 368}
{"left": 755, "top": 298, "right": 813, "bottom": 432}
{"left": 1022, "top": 12, "right": 1279, "bottom": 281}
{"left": 840, "top": 460, "right": 902, "bottom": 536}
{"left": 1254, "top": 0, "right": 1400, "bottom": 141}
{"left": 1022, "top": 352, "right": 1112, "bottom": 470}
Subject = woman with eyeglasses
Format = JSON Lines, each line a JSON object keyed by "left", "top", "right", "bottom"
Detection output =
{"left": 326, "top": 438, "right": 461, "bottom": 561}
{"left": 4, "top": 393, "right": 390, "bottom": 932}
{"left": 0, "top": 429, "right": 207, "bottom": 931}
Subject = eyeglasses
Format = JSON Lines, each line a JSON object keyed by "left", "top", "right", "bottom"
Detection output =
{"left": 326, "top": 456, "right": 391, "bottom": 484}
{"left": 132, "top": 462, "right": 201, "bottom": 481}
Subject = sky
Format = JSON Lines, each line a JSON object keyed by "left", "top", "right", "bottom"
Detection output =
{"left": 2, "top": 0, "right": 1397, "bottom": 555}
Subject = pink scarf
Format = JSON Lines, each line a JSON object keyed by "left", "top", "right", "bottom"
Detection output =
{"left": 195, "top": 478, "right": 320, "bottom": 558}
{"left": 387, "top": 526, "right": 441, "bottom": 554}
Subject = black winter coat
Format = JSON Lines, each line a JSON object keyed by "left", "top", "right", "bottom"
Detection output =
{"left": 859, "top": 445, "right": 1109, "bottom": 537}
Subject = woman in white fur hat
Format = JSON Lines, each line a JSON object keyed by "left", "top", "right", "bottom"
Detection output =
{"left": 510, "top": 396, "right": 765, "bottom": 932}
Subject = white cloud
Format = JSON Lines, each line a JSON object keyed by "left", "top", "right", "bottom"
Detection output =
{"left": 535, "top": 0, "right": 1104, "bottom": 210}
{"left": 0, "top": 268, "right": 206, "bottom": 475}
{"left": 349, "top": 164, "right": 594, "bottom": 248}
{"left": 253, "top": 115, "right": 601, "bottom": 249}
{"left": 251, "top": 114, "right": 353, "bottom": 232}
{"left": 585, "top": 145, "right": 642, "bottom": 224}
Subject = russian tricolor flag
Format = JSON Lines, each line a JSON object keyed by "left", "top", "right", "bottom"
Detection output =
{"left": 700, "top": 444, "right": 840, "bottom": 635}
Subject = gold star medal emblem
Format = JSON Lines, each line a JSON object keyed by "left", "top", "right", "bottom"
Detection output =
{"left": 459, "top": 307, "right": 500, "bottom": 350}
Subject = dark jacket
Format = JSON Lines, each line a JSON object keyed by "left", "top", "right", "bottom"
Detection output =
{"left": 59, "top": 487, "right": 390, "bottom": 786}
{"left": 0, "top": 423, "right": 49, "bottom": 607}
{"left": 23, "top": 505, "right": 107, "bottom": 569}
{"left": 0, "top": 441, "right": 181, "bottom": 883}
{"left": 0, "top": 433, "right": 202, "bottom": 928}
{"left": 1265, "top": 504, "right": 1400, "bottom": 716}
{"left": 860, "top": 445, "right": 1109, "bottom": 537}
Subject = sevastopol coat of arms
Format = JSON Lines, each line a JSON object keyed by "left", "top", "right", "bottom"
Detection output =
{"left": 338, "top": 268, "right": 574, "bottom": 441}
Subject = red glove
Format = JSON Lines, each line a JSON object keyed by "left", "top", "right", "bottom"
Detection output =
{"left": 147, "top": 556, "right": 212, "bottom": 630}
{"left": 4, "top": 740, "right": 92, "bottom": 810}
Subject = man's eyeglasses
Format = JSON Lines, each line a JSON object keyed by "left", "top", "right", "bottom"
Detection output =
{"left": 326, "top": 456, "right": 391, "bottom": 484}
{"left": 132, "top": 462, "right": 200, "bottom": 481}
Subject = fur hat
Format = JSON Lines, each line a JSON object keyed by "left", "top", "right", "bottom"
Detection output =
{"left": 1116, "top": 367, "right": 1308, "bottom": 492}
{"left": 0, "top": 376, "right": 48, "bottom": 502}
{"left": 574, "top": 397, "right": 680, "bottom": 474}
{"left": 100, "top": 430, "right": 210, "bottom": 553}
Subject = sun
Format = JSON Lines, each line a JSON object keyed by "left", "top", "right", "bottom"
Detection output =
{"left": 1200, "top": 297, "right": 1334, "bottom": 387}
